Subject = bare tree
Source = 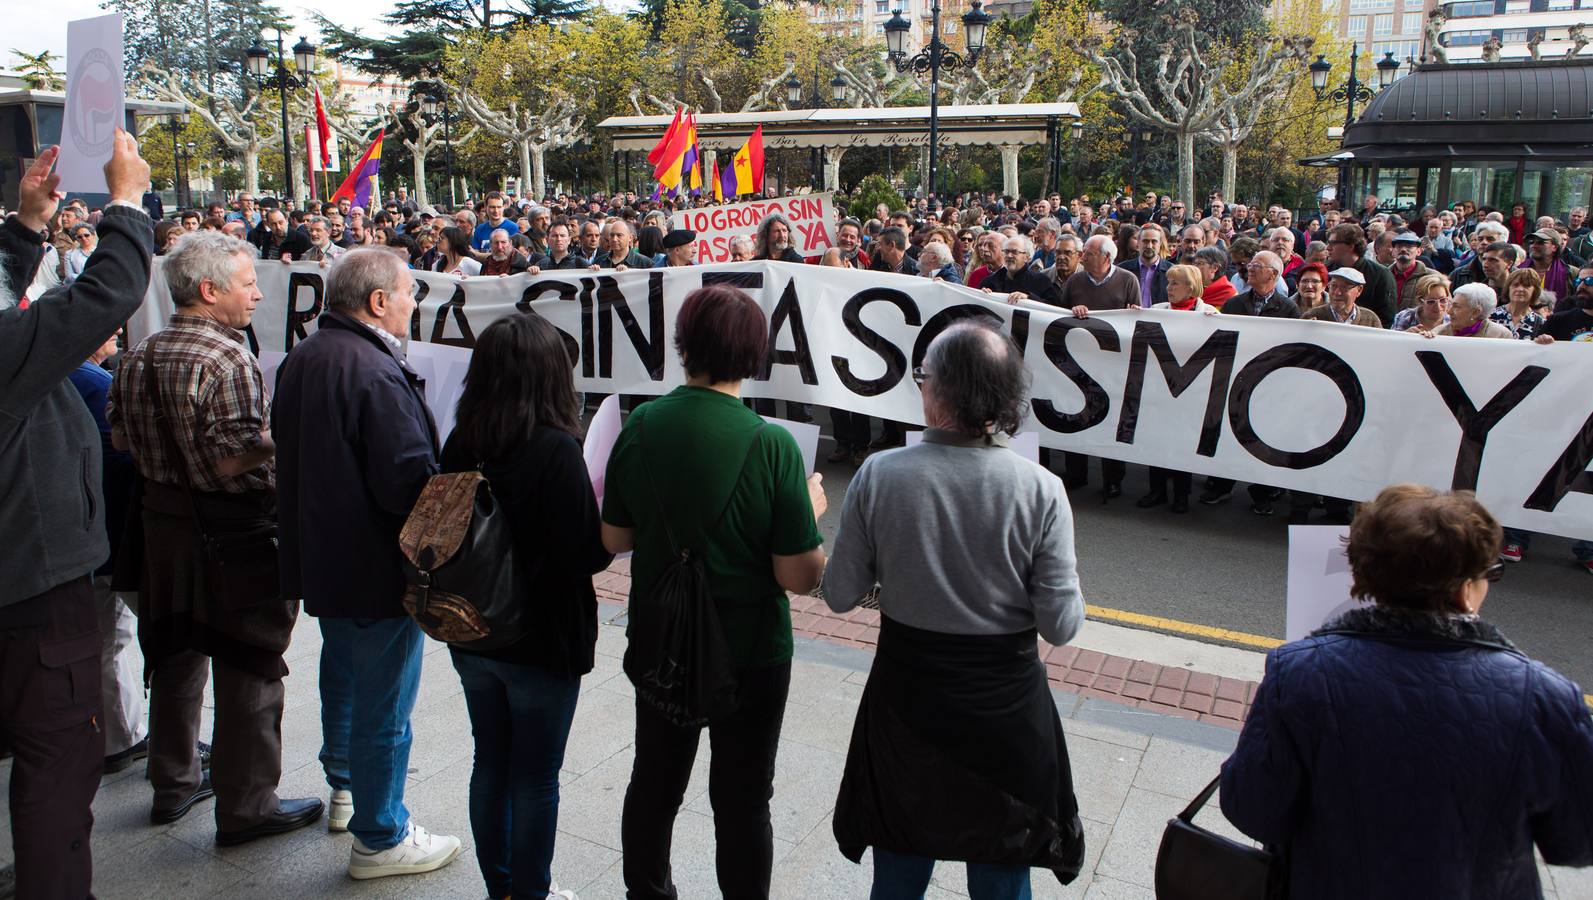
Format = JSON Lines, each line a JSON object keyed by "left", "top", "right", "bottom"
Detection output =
{"left": 140, "top": 62, "right": 289, "bottom": 195}
{"left": 1197, "top": 36, "right": 1314, "bottom": 201}
{"left": 456, "top": 88, "right": 583, "bottom": 199}
{"left": 1080, "top": 13, "right": 1311, "bottom": 209}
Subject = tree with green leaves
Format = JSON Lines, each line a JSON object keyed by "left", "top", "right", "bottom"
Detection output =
{"left": 106, "top": 0, "right": 288, "bottom": 104}
{"left": 316, "top": 0, "right": 590, "bottom": 82}
{"left": 9, "top": 50, "right": 64, "bottom": 91}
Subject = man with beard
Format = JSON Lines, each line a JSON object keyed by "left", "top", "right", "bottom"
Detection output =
{"left": 480, "top": 228, "right": 531, "bottom": 276}
{"left": 1523, "top": 228, "right": 1573, "bottom": 301}
{"left": 303, "top": 216, "right": 344, "bottom": 264}
{"left": 754, "top": 212, "right": 804, "bottom": 263}
{"left": 1119, "top": 224, "right": 1170, "bottom": 307}
{"left": 1389, "top": 231, "right": 1436, "bottom": 311}
{"left": 982, "top": 235, "right": 1061, "bottom": 306}
{"left": 661, "top": 229, "right": 697, "bottom": 266}
{"left": 1325, "top": 223, "right": 1396, "bottom": 327}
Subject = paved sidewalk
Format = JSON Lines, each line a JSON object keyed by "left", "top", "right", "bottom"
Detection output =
{"left": 3, "top": 590, "right": 1587, "bottom": 898}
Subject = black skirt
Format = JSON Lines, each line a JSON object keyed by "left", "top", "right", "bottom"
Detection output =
{"left": 833, "top": 615, "right": 1086, "bottom": 885}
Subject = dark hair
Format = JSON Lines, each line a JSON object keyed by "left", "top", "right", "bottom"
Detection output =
{"left": 1114, "top": 224, "right": 1138, "bottom": 262}
{"left": 1228, "top": 236, "right": 1261, "bottom": 260}
{"left": 923, "top": 321, "right": 1031, "bottom": 440}
{"left": 638, "top": 224, "right": 665, "bottom": 259}
{"left": 1483, "top": 241, "right": 1519, "bottom": 265}
{"left": 1345, "top": 484, "right": 1501, "bottom": 612}
{"left": 439, "top": 225, "right": 472, "bottom": 261}
{"left": 154, "top": 220, "right": 182, "bottom": 254}
{"left": 1329, "top": 223, "right": 1368, "bottom": 255}
{"left": 876, "top": 226, "right": 907, "bottom": 250}
{"left": 673, "top": 285, "right": 767, "bottom": 384}
{"left": 451, "top": 313, "right": 583, "bottom": 462}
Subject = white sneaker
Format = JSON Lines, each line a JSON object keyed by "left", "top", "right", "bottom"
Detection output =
{"left": 328, "top": 790, "right": 353, "bottom": 832}
{"left": 548, "top": 880, "right": 579, "bottom": 899}
{"left": 347, "top": 823, "right": 462, "bottom": 880}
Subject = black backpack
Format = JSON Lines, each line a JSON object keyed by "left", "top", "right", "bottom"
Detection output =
{"left": 398, "top": 470, "right": 530, "bottom": 651}
{"left": 623, "top": 415, "right": 765, "bottom": 728}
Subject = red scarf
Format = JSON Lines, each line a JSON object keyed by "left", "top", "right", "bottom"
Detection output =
{"left": 1170, "top": 296, "right": 1199, "bottom": 311}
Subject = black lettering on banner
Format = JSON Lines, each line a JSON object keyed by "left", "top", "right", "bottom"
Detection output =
{"left": 429, "top": 282, "right": 477, "bottom": 348}
{"left": 910, "top": 304, "right": 1004, "bottom": 372}
{"left": 1415, "top": 351, "right": 1550, "bottom": 491}
{"left": 516, "top": 278, "right": 583, "bottom": 368}
{"left": 596, "top": 274, "right": 665, "bottom": 379}
{"left": 410, "top": 278, "right": 432, "bottom": 341}
{"left": 831, "top": 288, "right": 920, "bottom": 397}
{"left": 1116, "top": 322, "right": 1239, "bottom": 456}
{"left": 760, "top": 279, "right": 818, "bottom": 385}
{"left": 1031, "top": 317, "right": 1120, "bottom": 434}
{"left": 577, "top": 278, "right": 597, "bottom": 377}
{"left": 1009, "top": 309, "right": 1030, "bottom": 355}
{"left": 702, "top": 271, "right": 764, "bottom": 291}
{"left": 284, "top": 271, "right": 326, "bottom": 350}
{"left": 1227, "top": 343, "right": 1365, "bottom": 469}
{"left": 241, "top": 324, "right": 260, "bottom": 356}
{"left": 1524, "top": 408, "right": 1593, "bottom": 512}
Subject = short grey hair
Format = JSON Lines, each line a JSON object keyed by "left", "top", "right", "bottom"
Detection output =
{"left": 1003, "top": 234, "right": 1034, "bottom": 257}
{"left": 326, "top": 247, "right": 409, "bottom": 315}
{"left": 1194, "top": 246, "right": 1229, "bottom": 269}
{"left": 165, "top": 231, "right": 255, "bottom": 308}
{"left": 728, "top": 235, "right": 754, "bottom": 255}
{"left": 1084, "top": 234, "right": 1117, "bottom": 260}
{"left": 307, "top": 215, "right": 330, "bottom": 230}
{"left": 1475, "top": 221, "right": 1508, "bottom": 242}
{"left": 1452, "top": 282, "right": 1499, "bottom": 318}
{"left": 1033, "top": 216, "right": 1061, "bottom": 236}
{"left": 1055, "top": 232, "right": 1082, "bottom": 251}
{"left": 1268, "top": 227, "right": 1295, "bottom": 248}
{"left": 918, "top": 241, "right": 952, "bottom": 272}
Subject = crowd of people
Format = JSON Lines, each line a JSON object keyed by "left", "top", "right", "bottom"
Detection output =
{"left": 3, "top": 130, "right": 1593, "bottom": 900}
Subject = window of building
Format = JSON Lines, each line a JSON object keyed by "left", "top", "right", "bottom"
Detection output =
{"left": 1501, "top": 28, "right": 1528, "bottom": 42}
{"left": 1346, "top": 15, "right": 1367, "bottom": 35}
{"left": 875, "top": 0, "right": 888, "bottom": 13}
{"left": 1503, "top": 0, "right": 1529, "bottom": 11}
{"left": 1373, "top": 14, "right": 1393, "bottom": 35}
{"left": 1401, "top": 12, "right": 1421, "bottom": 32}
{"left": 1348, "top": 0, "right": 1392, "bottom": 9}
{"left": 1447, "top": 0, "right": 1495, "bottom": 15}
{"left": 1547, "top": 0, "right": 1573, "bottom": 7}
{"left": 1443, "top": 30, "right": 1494, "bottom": 45}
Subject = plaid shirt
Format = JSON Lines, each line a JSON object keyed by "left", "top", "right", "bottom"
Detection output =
{"left": 108, "top": 314, "right": 273, "bottom": 493}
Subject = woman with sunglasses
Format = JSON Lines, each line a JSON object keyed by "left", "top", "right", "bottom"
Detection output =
{"left": 1220, "top": 484, "right": 1593, "bottom": 899}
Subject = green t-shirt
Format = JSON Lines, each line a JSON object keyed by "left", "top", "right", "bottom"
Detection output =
{"left": 602, "top": 386, "right": 823, "bottom": 667}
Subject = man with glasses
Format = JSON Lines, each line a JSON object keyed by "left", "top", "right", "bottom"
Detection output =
{"left": 1523, "top": 228, "right": 1572, "bottom": 300}
{"left": 981, "top": 235, "right": 1060, "bottom": 306}
{"left": 1166, "top": 201, "right": 1188, "bottom": 232}
{"left": 1325, "top": 223, "right": 1396, "bottom": 327}
{"left": 1044, "top": 232, "right": 1084, "bottom": 293}
{"left": 1221, "top": 250, "right": 1301, "bottom": 319}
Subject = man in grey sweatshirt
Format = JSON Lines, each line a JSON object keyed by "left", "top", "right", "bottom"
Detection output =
{"left": 0, "top": 131, "right": 154, "bottom": 900}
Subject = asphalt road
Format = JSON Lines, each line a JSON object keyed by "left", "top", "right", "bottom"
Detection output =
{"left": 803, "top": 425, "right": 1593, "bottom": 693}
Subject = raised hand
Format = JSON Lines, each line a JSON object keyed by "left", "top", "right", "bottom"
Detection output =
{"left": 17, "top": 146, "right": 63, "bottom": 233}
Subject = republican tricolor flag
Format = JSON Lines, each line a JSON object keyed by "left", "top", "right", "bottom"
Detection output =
{"left": 718, "top": 125, "right": 764, "bottom": 198}
{"left": 331, "top": 133, "right": 383, "bottom": 211}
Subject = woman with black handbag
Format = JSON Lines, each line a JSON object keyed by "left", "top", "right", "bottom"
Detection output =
{"left": 601, "top": 284, "right": 829, "bottom": 900}
{"left": 441, "top": 313, "right": 613, "bottom": 900}
{"left": 1218, "top": 484, "right": 1593, "bottom": 898}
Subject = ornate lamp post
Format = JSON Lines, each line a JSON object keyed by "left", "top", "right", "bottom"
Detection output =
{"left": 1309, "top": 43, "right": 1400, "bottom": 211}
{"left": 883, "top": 0, "right": 991, "bottom": 199}
{"left": 1070, "top": 118, "right": 1084, "bottom": 198}
{"left": 166, "top": 111, "right": 189, "bottom": 207}
{"left": 246, "top": 33, "right": 317, "bottom": 206}
{"left": 415, "top": 82, "right": 457, "bottom": 207}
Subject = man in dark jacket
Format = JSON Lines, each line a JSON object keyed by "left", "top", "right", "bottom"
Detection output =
{"left": 1118, "top": 224, "right": 1171, "bottom": 307}
{"left": 981, "top": 234, "right": 1061, "bottom": 305}
{"left": 248, "top": 208, "right": 310, "bottom": 261}
{"left": 1325, "top": 222, "right": 1395, "bottom": 327}
{"left": 0, "top": 132, "right": 152, "bottom": 900}
{"left": 1221, "top": 250, "right": 1303, "bottom": 319}
{"left": 590, "top": 219, "right": 651, "bottom": 270}
{"left": 272, "top": 248, "right": 463, "bottom": 880}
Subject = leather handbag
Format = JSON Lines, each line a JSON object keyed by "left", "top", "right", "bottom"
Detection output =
{"left": 143, "top": 341, "right": 281, "bottom": 610}
{"left": 399, "top": 470, "right": 530, "bottom": 651}
{"left": 1154, "top": 775, "right": 1286, "bottom": 900}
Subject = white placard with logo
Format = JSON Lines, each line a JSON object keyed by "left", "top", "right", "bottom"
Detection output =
{"left": 59, "top": 13, "right": 125, "bottom": 193}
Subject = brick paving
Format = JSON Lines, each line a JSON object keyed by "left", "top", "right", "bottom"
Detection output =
{"left": 591, "top": 559, "right": 1257, "bottom": 731}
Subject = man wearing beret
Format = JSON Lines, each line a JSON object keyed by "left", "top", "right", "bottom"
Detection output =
{"left": 663, "top": 229, "right": 697, "bottom": 267}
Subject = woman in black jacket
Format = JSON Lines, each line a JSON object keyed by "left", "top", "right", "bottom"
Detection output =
{"left": 442, "top": 313, "right": 612, "bottom": 900}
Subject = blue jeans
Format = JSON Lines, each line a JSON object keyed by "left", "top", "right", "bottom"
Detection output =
{"left": 451, "top": 650, "right": 581, "bottom": 899}
{"left": 1501, "top": 529, "right": 1593, "bottom": 562}
{"left": 870, "top": 848, "right": 1032, "bottom": 900}
{"left": 317, "top": 616, "right": 426, "bottom": 851}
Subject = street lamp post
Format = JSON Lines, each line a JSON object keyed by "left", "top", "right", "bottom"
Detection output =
{"left": 1309, "top": 43, "right": 1400, "bottom": 212}
{"left": 246, "top": 33, "right": 318, "bottom": 207}
{"left": 883, "top": 0, "right": 991, "bottom": 200}
{"left": 1070, "top": 119, "right": 1084, "bottom": 200}
{"left": 1129, "top": 126, "right": 1153, "bottom": 197}
{"left": 417, "top": 83, "right": 457, "bottom": 207}
{"left": 182, "top": 141, "right": 196, "bottom": 205}
{"left": 167, "top": 112, "right": 189, "bottom": 207}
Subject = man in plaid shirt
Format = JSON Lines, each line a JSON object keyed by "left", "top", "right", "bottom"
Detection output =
{"left": 108, "top": 230, "right": 323, "bottom": 846}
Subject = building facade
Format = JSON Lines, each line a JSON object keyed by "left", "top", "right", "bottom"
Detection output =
{"left": 1433, "top": 0, "right": 1593, "bottom": 62}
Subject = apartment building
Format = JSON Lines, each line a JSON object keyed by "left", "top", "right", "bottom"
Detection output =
{"left": 804, "top": 0, "right": 989, "bottom": 50}
{"left": 1432, "top": 0, "right": 1593, "bottom": 62}
{"left": 1321, "top": 0, "right": 1433, "bottom": 69}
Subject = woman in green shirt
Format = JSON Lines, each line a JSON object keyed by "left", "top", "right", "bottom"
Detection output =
{"left": 601, "top": 284, "right": 827, "bottom": 900}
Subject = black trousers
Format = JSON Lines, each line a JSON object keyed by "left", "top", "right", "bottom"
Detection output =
{"left": 621, "top": 662, "right": 792, "bottom": 900}
{"left": 1206, "top": 478, "right": 1273, "bottom": 505}
{"left": 829, "top": 409, "right": 873, "bottom": 452}
{"left": 0, "top": 577, "right": 104, "bottom": 900}
{"left": 1148, "top": 467, "right": 1192, "bottom": 499}
{"left": 1062, "top": 452, "right": 1125, "bottom": 488}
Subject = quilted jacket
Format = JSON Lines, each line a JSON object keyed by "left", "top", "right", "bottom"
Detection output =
{"left": 1220, "top": 606, "right": 1593, "bottom": 899}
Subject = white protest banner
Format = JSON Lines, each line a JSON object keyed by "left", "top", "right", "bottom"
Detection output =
{"left": 673, "top": 194, "right": 837, "bottom": 263}
{"left": 59, "top": 13, "right": 125, "bottom": 194}
{"left": 1285, "top": 525, "right": 1357, "bottom": 641}
{"left": 129, "top": 261, "right": 1593, "bottom": 540}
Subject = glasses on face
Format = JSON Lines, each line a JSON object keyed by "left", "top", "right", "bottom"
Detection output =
{"left": 1003, "top": 249, "right": 1026, "bottom": 256}
{"left": 1478, "top": 563, "right": 1505, "bottom": 584}
{"left": 1245, "top": 263, "right": 1274, "bottom": 272}
{"left": 911, "top": 367, "right": 930, "bottom": 386}
{"left": 1573, "top": 275, "right": 1593, "bottom": 289}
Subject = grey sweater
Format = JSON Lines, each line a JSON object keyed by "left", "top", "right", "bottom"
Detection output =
{"left": 0, "top": 206, "right": 154, "bottom": 605}
{"left": 822, "top": 428, "right": 1085, "bottom": 646}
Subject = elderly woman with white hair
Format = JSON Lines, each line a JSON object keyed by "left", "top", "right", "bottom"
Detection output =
{"left": 1421, "top": 283, "right": 1513, "bottom": 338}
